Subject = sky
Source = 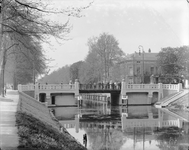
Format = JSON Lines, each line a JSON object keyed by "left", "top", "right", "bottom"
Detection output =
{"left": 43, "top": 0, "right": 189, "bottom": 72}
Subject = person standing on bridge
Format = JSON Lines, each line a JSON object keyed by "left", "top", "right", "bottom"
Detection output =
{"left": 109, "top": 80, "right": 113, "bottom": 89}
{"left": 118, "top": 82, "right": 121, "bottom": 90}
{"left": 69, "top": 80, "right": 72, "bottom": 89}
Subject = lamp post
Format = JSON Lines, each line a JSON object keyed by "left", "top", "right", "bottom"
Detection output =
{"left": 138, "top": 45, "right": 144, "bottom": 83}
{"left": 33, "top": 61, "right": 35, "bottom": 84}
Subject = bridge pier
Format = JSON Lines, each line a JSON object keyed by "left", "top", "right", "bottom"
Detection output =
{"left": 147, "top": 92, "right": 153, "bottom": 104}
{"left": 158, "top": 83, "right": 163, "bottom": 101}
{"left": 46, "top": 93, "right": 51, "bottom": 105}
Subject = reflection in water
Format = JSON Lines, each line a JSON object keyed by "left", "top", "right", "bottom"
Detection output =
{"left": 52, "top": 101, "right": 189, "bottom": 150}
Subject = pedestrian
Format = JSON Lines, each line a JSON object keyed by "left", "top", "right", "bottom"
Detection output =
{"left": 83, "top": 133, "right": 87, "bottom": 147}
{"left": 4, "top": 86, "right": 6, "bottom": 96}
{"left": 69, "top": 80, "right": 72, "bottom": 89}
{"left": 118, "top": 82, "right": 121, "bottom": 89}
{"left": 109, "top": 80, "right": 112, "bottom": 89}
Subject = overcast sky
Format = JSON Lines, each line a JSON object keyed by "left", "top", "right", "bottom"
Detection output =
{"left": 43, "top": 0, "right": 189, "bottom": 72}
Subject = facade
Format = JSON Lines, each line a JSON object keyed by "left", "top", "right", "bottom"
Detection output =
{"left": 120, "top": 50, "right": 160, "bottom": 84}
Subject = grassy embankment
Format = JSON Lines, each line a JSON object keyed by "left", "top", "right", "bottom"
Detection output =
{"left": 16, "top": 92, "right": 87, "bottom": 150}
{"left": 168, "top": 93, "right": 189, "bottom": 111}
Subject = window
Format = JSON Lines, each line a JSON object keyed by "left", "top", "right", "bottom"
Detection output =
{"left": 150, "top": 67, "right": 154, "bottom": 74}
{"left": 156, "top": 67, "right": 158, "bottom": 74}
{"left": 129, "top": 67, "right": 133, "bottom": 76}
{"left": 129, "top": 78, "right": 133, "bottom": 84}
{"left": 137, "top": 67, "right": 140, "bottom": 75}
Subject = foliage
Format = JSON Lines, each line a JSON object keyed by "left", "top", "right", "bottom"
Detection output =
{"left": 16, "top": 111, "right": 87, "bottom": 150}
{"left": 79, "top": 51, "right": 102, "bottom": 83}
{"left": 0, "top": 0, "right": 88, "bottom": 95}
{"left": 39, "top": 65, "right": 70, "bottom": 84}
{"left": 157, "top": 46, "right": 189, "bottom": 77}
{"left": 86, "top": 128, "right": 126, "bottom": 150}
{"left": 155, "top": 126, "right": 184, "bottom": 150}
{"left": 81, "top": 32, "right": 125, "bottom": 83}
{"left": 69, "top": 61, "right": 84, "bottom": 82}
{"left": 43, "top": 33, "right": 125, "bottom": 84}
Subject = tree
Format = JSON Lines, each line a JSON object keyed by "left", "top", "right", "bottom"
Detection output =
{"left": 79, "top": 50, "right": 103, "bottom": 83}
{"left": 85, "top": 33, "right": 125, "bottom": 83}
{"left": 39, "top": 65, "right": 70, "bottom": 84}
{"left": 0, "top": 0, "right": 90, "bottom": 96}
{"left": 69, "top": 61, "right": 83, "bottom": 82}
{"left": 157, "top": 46, "right": 189, "bottom": 79}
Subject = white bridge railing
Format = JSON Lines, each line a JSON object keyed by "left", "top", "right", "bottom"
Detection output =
{"left": 125, "top": 84, "right": 159, "bottom": 90}
{"left": 162, "top": 84, "right": 179, "bottom": 90}
{"left": 18, "top": 83, "right": 182, "bottom": 92}
{"left": 18, "top": 84, "right": 35, "bottom": 91}
{"left": 38, "top": 84, "right": 75, "bottom": 90}
{"left": 18, "top": 83, "right": 76, "bottom": 92}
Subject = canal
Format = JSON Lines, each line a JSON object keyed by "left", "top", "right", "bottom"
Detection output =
{"left": 51, "top": 102, "right": 189, "bottom": 150}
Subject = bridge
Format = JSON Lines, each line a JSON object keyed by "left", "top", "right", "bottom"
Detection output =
{"left": 18, "top": 79, "right": 183, "bottom": 106}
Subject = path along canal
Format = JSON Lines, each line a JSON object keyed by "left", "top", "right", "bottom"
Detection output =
{"left": 50, "top": 98, "right": 189, "bottom": 150}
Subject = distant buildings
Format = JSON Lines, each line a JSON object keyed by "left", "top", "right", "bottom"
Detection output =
{"left": 119, "top": 49, "right": 160, "bottom": 84}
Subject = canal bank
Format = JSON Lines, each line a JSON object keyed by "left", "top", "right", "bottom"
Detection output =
{"left": 0, "top": 90, "right": 87, "bottom": 150}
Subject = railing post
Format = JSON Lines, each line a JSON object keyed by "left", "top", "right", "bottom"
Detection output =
{"left": 158, "top": 83, "right": 163, "bottom": 101}
{"left": 177, "top": 83, "right": 182, "bottom": 92}
{"left": 185, "top": 79, "right": 189, "bottom": 88}
{"left": 120, "top": 79, "right": 126, "bottom": 105}
{"left": 75, "top": 79, "right": 79, "bottom": 98}
{"left": 17, "top": 84, "right": 22, "bottom": 92}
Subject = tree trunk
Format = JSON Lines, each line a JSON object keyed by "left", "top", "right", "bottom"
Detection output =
{"left": 0, "top": 0, "right": 8, "bottom": 97}
{"left": 0, "top": 54, "right": 6, "bottom": 97}
{"left": 0, "top": 0, "right": 5, "bottom": 96}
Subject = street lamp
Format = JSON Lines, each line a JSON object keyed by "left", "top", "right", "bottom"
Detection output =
{"left": 138, "top": 45, "right": 144, "bottom": 83}
{"left": 33, "top": 61, "right": 35, "bottom": 84}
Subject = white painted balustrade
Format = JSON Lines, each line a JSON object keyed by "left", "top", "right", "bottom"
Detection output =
{"left": 126, "top": 84, "right": 159, "bottom": 89}
{"left": 18, "top": 83, "right": 75, "bottom": 92}
{"left": 38, "top": 84, "right": 75, "bottom": 90}
{"left": 18, "top": 84, "right": 35, "bottom": 91}
{"left": 162, "top": 84, "right": 179, "bottom": 90}
{"left": 18, "top": 82, "right": 181, "bottom": 94}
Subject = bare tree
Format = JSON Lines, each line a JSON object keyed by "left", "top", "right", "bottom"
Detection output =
{"left": 86, "top": 33, "right": 125, "bottom": 82}
{"left": 0, "top": 0, "right": 91, "bottom": 96}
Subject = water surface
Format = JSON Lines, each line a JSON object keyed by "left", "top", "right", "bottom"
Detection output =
{"left": 52, "top": 102, "right": 189, "bottom": 150}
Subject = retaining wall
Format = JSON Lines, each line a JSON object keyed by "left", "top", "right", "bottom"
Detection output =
{"left": 18, "top": 91, "right": 61, "bottom": 131}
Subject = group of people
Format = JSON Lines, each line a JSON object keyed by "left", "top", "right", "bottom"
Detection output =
{"left": 81, "top": 81, "right": 122, "bottom": 90}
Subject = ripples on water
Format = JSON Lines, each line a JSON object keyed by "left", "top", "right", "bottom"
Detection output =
{"left": 52, "top": 102, "right": 189, "bottom": 150}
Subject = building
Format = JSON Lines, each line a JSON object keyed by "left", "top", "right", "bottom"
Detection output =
{"left": 120, "top": 49, "right": 160, "bottom": 84}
